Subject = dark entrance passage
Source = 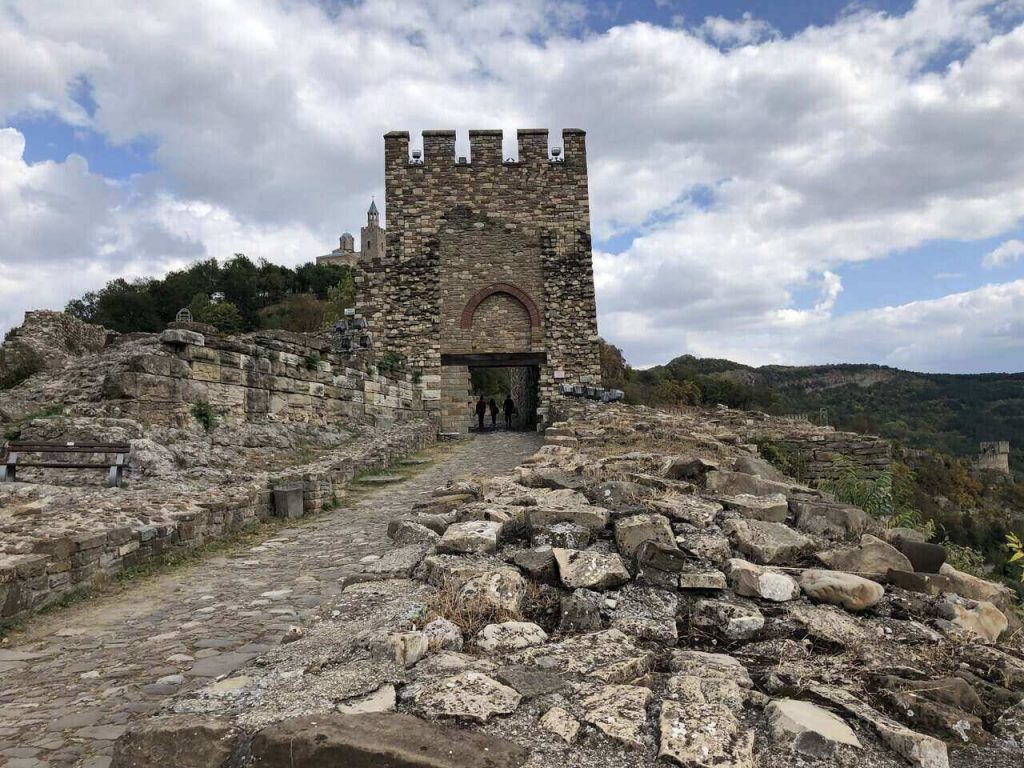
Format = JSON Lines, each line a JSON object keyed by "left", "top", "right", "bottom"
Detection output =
{"left": 441, "top": 353, "right": 544, "bottom": 433}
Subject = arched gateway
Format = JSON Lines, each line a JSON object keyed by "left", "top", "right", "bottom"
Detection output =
{"left": 357, "top": 128, "right": 601, "bottom": 432}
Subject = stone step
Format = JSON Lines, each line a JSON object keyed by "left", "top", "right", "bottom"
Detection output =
{"left": 353, "top": 474, "right": 407, "bottom": 486}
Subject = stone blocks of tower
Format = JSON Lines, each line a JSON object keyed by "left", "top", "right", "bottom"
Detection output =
{"left": 360, "top": 128, "right": 601, "bottom": 431}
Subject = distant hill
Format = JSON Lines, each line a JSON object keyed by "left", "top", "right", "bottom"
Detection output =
{"left": 606, "top": 346, "right": 1024, "bottom": 471}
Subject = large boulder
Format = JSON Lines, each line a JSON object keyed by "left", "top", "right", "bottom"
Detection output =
{"left": 799, "top": 569, "right": 884, "bottom": 611}
{"left": 249, "top": 712, "right": 528, "bottom": 767}
{"left": 791, "top": 499, "right": 869, "bottom": 539}
{"left": 723, "top": 519, "right": 815, "bottom": 565}
{"left": 726, "top": 558, "right": 800, "bottom": 602}
{"left": 817, "top": 534, "right": 912, "bottom": 576}
{"left": 706, "top": 470, "right": 806, "bottom": 497}
{"left": 458, "top": 567, "right": 527, "bottom": 613}
{"left": 938, "top": 563, "right": 1016, "bottom": 610}
{"left": 938, "top": 594, "right": 1008, "bottom": 642}
{"left": 112, "top": 715, "right": 238, "bottom": 768}
{"left": 552, "top": 548, "right": 630, "bottom": 590}
{"left": 614, "top": 513, "right": 674, "bottom": 558}
{"left": 525, "top": 492, "right": 609, "bottom": 531}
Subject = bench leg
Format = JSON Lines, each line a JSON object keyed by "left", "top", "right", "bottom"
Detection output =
{"left": 108, "top": 453, "right": 126, "bottom": 488}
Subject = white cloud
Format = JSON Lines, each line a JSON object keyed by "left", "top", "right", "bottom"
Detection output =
{"left": 983, "top": 238, "right": 1024, "bottom": 267}
{"left": 1, "top": 0, "right": 1024, "bottom": 372}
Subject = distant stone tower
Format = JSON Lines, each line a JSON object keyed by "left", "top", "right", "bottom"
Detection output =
{"left": 357, "top": 128, "right": 602, "bottom": 432}
{"left": 977, "top": 441, "right": 1011, "bottom": 474}
{"left": 360, "top": 200, "right": 385, "bottom": 262}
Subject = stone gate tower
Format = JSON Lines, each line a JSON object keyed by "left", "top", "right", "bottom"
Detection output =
{"left": 357, "top": 128, "right": 601, "bottom": 431}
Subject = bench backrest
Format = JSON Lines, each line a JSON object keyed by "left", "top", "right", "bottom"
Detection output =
{"left": 4, "top": 442, "right": 130, "bottom": 455}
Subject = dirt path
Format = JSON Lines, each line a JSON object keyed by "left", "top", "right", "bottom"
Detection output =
{"left": 0, "top": 431, "right": 542, "bottom": 768}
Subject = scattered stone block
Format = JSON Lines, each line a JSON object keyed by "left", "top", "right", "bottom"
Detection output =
{"left": 726, "top": 558, "right": 800, "bottom": 602}
{"left": 438, "top": 521, "right": 501, "bottom": 555}
{"left": 938, "top": 594, "right": 1007, "bottom": 642}
{"left": 494, "top": 665, "right": 568, "bottom": 698}
{"left": 791, "top": 499, "right": 868, "bottom": 539}
{"left": 512, "top": 547, "right": 556, "bottom": 583}
{"left": 532, "top": 521, "right": 590, "bottom": 549}
{"left": 724, "top": 519, "right": 814, "bottom": 565}
{"left": 648, "top": 495, "right": 722, "bottom": 527}
{"left": 817, "top": 534, "right": 911, "bottom": 576}
{"left": 336, "top": 684, "right": 397, "bottom": 715}
{"left": 668, "top": 649, "right": 752, "bottom": 688}
{"left": 614, "top": 513, "right": 674, "bottom": 558}
{"left": 159, "top": 328, "right": 205, "bottom": 347}
{"left": 581, "top": 684, "right": 653, "bottom": 749}
{"left": 692, "top": 598, "right": 765, "bottom": 640}
{"left": 416, "top": 671, "right": 521, "bottom": 722}
{"left": 423, "top": 619, "right": 463, "bottom": 652}
{"left": 720, "top": 493, "right": 789, "bottom": 522}
{"left": 539, "top": 706, "right": 580, "bottom": 744}
{"left": 560, "top": 588, "right": 604, "bottom": 632}
{"left": 552, "top": 548, "right": 630, "bottom": 590}
{"left": 766, "top": 698, "right": 861, "bottom": 750}
{"left": 387, "top": 520, "right": 441, "bottom": 547}
{"left": 507, "top": 629, "right": 655, "bottom": 684}
{"left": 458, "top": 568, "right": 527, "bottom": 613}
{"left": 475, "top": 621, "right": 548, "bottom": 653}
{"left": 611, "top": 585, "right": 678, "bottom": 644}
{"left": 677, "top": 570, "right": 728, "bottom": 590}
{"left": 896, "top": 538, "right": 947, "bottom": 573}
{"left": 799, "top": 569, "right": 885, "bottom": 611}
{"left": 658, "top": 675, "right": 753, "bottom": 768}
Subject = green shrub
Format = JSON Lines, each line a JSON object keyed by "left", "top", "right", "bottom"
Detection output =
{"left": 754, "top": 438, "right": 807, "bottom": 481}
{"left": 304, "top": 353, "right": 320, "bottom": 371}
{"left": 377, "top": 351, "right": 406, "bottom": 376}
{"left": 818, "top": 457, "right": 933, "bottom": 535}
{"left": 191, "top": 401, "right": 218, "bottom": 432}
{"left": 941, "top": 539, "right": 987, "bottom": 577}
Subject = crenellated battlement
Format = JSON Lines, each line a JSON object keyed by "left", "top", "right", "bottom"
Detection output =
{"left": 384, "top": 128, "right": 587, "bottom": 167}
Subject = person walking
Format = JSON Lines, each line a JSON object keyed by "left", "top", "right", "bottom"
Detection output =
{"left": 503, "top": 394, "right": 516, "bottom": 429}
{"left": 475, "top": 395, "right": 487, "bottom": 431}
{"left": 488, "top": 398, "right": 499, "bottom": 428}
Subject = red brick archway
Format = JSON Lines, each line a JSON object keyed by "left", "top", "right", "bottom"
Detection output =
{"left": 460, "top": 282, "right": 541, "bottom": 330}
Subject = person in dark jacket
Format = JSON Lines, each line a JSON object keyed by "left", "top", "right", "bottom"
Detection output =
{"left": 475, "top": 395, "right": 487, "bottom": 431}
{"left": 488, "top": 398, "right": 499, "bottom": 427}
{"left": 503, "top": 395, "right": 516, "bottom": 429}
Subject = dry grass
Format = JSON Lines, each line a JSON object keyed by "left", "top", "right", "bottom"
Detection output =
{"left": 423, "top": 577, "right": 522, "bottom": 637}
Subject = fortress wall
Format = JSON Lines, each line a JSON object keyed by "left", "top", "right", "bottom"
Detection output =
{"left": 102, "top": 328, "right": 427, "bottom": 429}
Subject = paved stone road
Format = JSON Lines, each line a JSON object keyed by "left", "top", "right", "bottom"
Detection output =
{"left": 0, "top": 431, "right": 542, "bottom": 768}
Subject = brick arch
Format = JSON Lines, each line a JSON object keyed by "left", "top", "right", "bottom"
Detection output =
{"left": 460, "top": 283, "right": 541, "bottom": 329}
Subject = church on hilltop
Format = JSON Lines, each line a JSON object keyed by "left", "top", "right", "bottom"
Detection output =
{"left": 315, "top": 200, "right": 385, "bottom": 268}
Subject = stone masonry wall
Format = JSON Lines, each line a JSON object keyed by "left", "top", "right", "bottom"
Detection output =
{"left": 103, "top": 328, "right": 427, "bottom": 429}
{"left": 0, "top": 311, "right": 111, "bottom": 382}
{"left": 357, "top": 128, "right": 602, "bottom": 432}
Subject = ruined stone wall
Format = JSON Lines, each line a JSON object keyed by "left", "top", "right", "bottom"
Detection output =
{"left": 977, "top": 441, "right": 1011, "bottom": 474}
{"left": 357, "top": 128, "right": 601, "bottom": 431}
{"left": 104, "top": 328, "right": 427, "bottom": 429}
{"left": 0, "top": 311, "right": 110, "bottom": 383}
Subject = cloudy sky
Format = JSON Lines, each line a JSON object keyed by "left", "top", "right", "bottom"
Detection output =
{"left": 2, "top": 0, "right": 1024, "bottom": 373}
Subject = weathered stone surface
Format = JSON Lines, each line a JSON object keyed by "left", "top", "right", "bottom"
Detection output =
{"left": 364, "top": 544, "right": 431, "bottom": 578}
{"left": 336, "top": 684, "right": 397, "bottom": 715}
{"left": 526, "top": 493, "right": 609, "bottom": 531}
{"left": 552, "top": 548, "right": 630, "bottom": 590}
{"left": 580, "top": 684, "right": 653, "bottom": 748}
{"left": 799, "top": 569, "right": 885, "bottom": 611}
{"left": 791, "top": 498, "right": 869, "bottom": 539}
{"left": 993, "top": 699, "right": 1024, "bottom": 743}
{"left": 517, "top": 468, "right": 586, "bottom": 491}
{"left": 720, "top": 493, "right": 789, "bottom": 522}
{"left": 423, "top": 619, "right": 464, "bottom": 652}
{"left": 733, "top": 454, "right": 789, "bottom": 481}
{"left": 877, "top": 676, "right": 985, "bottom": 744}
{"left": 249, "top": 712, "right": 529, "bottom": 767}
{"left": 539, "top": 706, "right": 580, "bottom": 744}
{"left": 810, "top": 684, "right": 949, "bottom": 768}
{"left": 507, "top": 629, "right": 655, "bottom": 684}
{"left": 789, "top": 604, "right": 869, "bottom": 646}
{"left": 388, "top": 520, "right": 442, "bottom": 547}
{"left": 659, "top": 675, "right": 753, "bottom": 768}
{"left": 724, "top": 518, "right": 814, "bottom": 565}
{"left": 614, "top": 513, "right": 674, "bottom": 558}
{"left": 560, "top": 588, "right": 604, "bottom": 632}
{"left": 585, "top": 481, "right": 652, "bottom": 509}
{"left": 159, "top": 328, "right": 205, "bottom": 347}
{"left": 938, "top": 563, "right": 1016, "bottom": 609}
{"left": 611, "top": 585, "right": 678, "bottom": 644}
{"left": 512, "top": 546, "right": 557, "bottom": 582}
{"left": 668, "top": 649, "right": 753, "bottom": 688}
{"left": 692, "top": 598, "right": 765, "bottom": 640}
{"left": 896, "top": 538, "right": 947, "bottom": 573}
{"left": 885, "top": 569, "right": 956, "bottom": 596}
{"left": 680, "top": 530, "right": 733, "bottom": 564}
{"left": 662, "top": 455, "right": 719, "bottom": 481}
{"left": 111, "top": 715, "right": 237, "bottom": 768}
{"left": 475, "top": 621, "right": 548, "bottom": 653}
{"left": 458, "top": 567, "right": 527, "bottom": 613}
{"left": 938, "top": 594, "right": 1008, "bottom": 642}
{"left": 766, "top": 698, "right": 861, "bottom": 749}
{"left": 648, "top": 495, "right": 722, "bottom": 527}
{"left": 726, "top": 558, "right": 800, "bottom": 602}
{"left": 493, "top": 665, "right": 568, "bottom": 698}
{"left": 677, "top": 570, "right": 728, "bottom": 590}
{"left": 438, "top": 520, "right": 502, "bottom": 555}
{"left": 818, "top": 534, "right": 912, "bottom": 576}
{"left": 706, "top": 469, "right": 802, "bottom": 497}
{"left": 416, "top": 671, "right": 521, "bottom": 722}
{"left": 635, "top": 539, "right": 691, "bottom": 574}
{"left": 387, "top": 631, "right": 429, "bottom": 667}
{"left": 532, "top": 521, "right": 590, "bottom": 549}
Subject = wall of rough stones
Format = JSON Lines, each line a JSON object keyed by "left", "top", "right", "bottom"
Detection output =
{"left": 0, "top": 421, "right": 435, "bottom": 621}
{"left": 0, "top": 311, "right": 110, "bottom": 383}
{"left": 102, "top": 327, "right": 427, "bottom": 429}
{"left": 357, "top": 128, "right": 602, "bottom": 432}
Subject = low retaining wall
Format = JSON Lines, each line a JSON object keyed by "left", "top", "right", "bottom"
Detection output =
{"left": 0, "top": 421, "right": 436, "bottom": 623}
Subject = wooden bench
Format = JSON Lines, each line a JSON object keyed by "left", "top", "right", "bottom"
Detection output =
{"left": 1, "top": 441, "right": 130, "bottom": 488}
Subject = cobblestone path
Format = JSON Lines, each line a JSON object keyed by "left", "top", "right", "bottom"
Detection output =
{"left": 0, "top": 431, "right": 542, "bottom": 768}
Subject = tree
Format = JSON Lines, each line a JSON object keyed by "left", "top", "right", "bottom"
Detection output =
{"left": 197, "top": 300, "right": 245, "bottom": 333}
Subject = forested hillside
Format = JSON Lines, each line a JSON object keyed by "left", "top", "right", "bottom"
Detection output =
{"left": 599, "top": 341, "right": 1024, "bottom": 471}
